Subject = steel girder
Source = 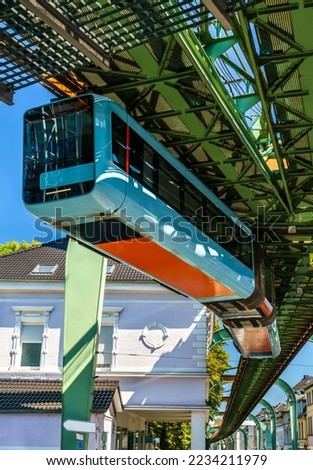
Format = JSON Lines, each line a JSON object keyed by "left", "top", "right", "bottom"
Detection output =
{"left": 1, "top": 0, "right": 313, "bottom": 443}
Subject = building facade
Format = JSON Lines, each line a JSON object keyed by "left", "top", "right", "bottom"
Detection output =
{"left": 0, "top": 239, "right": 210, "bottom": 449}
{"left": 238, "top": 375, "right": 313, "bottom": 450}
{"left": 306, "top": 381, "right": 313, "bottom": 449}
{"left": 295, "top": 374, "right": 313, "bottom": 450}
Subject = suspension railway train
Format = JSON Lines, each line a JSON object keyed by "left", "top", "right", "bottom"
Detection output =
{"left": 23, "top": 93, "right": 281, "bottom": 358}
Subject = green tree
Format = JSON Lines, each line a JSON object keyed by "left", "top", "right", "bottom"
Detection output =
{"left": 149, "top": 421, "right": 191, "bottom": 450}
{"left": 0, "top": 240, "right": 41, "bottom": 256}
{"left": 206, "top": 321, "right": 231, "bottom": 421}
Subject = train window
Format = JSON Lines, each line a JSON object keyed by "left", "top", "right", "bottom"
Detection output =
{"left": 112, "top": 113, "right": 147, "bottom": 180}
{"left": 112, "top": 113, "right": 126, "bottom": 170}
{"left": 128, "top": 128, "right": 144, "bottom": 178}
{"left": 183, "top": 181, "right": 203, "bottom": 224}
{"left": 23, "top": 96, "right": 94, "bottom": 203}
{"left": 112, "top": 114, "right": 180, "bottom": 208}
{"left": 158, "top": 158, "right": 181, "bottom": 213}
{"left": 110, "top": 111, "right": 252, "bottom": 268}
{"left": 202, "top": 201, "right": 229, "bottom": 242}
{"left": 230, "top": 230, "right": 253, "bottom": 268}
{"left": 142, "top": 144, "right": 157, "bottom": 189}
{"left": 201, "top": 200, "right": 253, "bottom": 268}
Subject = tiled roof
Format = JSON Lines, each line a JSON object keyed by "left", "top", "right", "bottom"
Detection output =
{"left": 0, "top": 379, "right": 121, "bottom": 413}
{"left": 274, "top": 402, "right": 289, "bottom": 413}
{"left": 293, "top": 375, "right": 313, "bottom": 391}
{"left": 0, "top": 237, "right": 152, "bottom": 282}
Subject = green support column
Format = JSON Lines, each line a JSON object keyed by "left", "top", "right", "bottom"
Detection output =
{"left": 260, "top": 399, "right": 276, "bottom": 450}
{"left": 203, "top": 37, "right": 238, "bottom": 62}
{"left": 229, "top": 435, "right": 235, "bottom": 450}
{"left": 210, "top": 328, "right": 231, "bottom": 349}
{"left": 238, "top": 428, "right": 248, "bottom": 450}
{"left": 275, "top": 378, "right": 298, "bottom": 450}
{"left": 61, "top": 238, "right": 107, "bottom": 450}
{"left": 248, "top": 414, "right": 261, "bottom": 450}
{"left": 248, "top": 414, "right": 271, "bottom": 450}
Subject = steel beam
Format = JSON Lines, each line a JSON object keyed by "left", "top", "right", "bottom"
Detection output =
{"left": 0, "top": 83, "right": 14, "bottom": 105}
{"left": 235, "top": 11, "right": 293, "bottom": 214}
{"left": 20, "top": 0, "right": 110, "bottom": 70}
{"left": 175, "top": 29, "right": 292, "bottom": 215}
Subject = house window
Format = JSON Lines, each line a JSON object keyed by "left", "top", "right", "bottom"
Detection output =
{"left": 96, "top": 307, "right": 122, "bottom": 370}
{"left": 20, "top": 324, "right": 44, "bottom": 367}
{"left": 10, "top": 306, "right": 53, "bottom": 371}
{"left": 31, "top": 264, "right": 58, "bottom": 274}
{"left": 97, "top": 325, "right": 114, "bottom": 368}
{"left": 308, "top": 416, "right": 313, "bottom": 435}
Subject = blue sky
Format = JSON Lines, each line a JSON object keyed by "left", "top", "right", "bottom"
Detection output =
{"left": 0, "top": 83, "right": 60, "bottom": 245}
{"left": 0, "top": 82, "right": 312, "bottom": 411}
{"left": 224, "top": 340, "right": 313, "bottom": 413}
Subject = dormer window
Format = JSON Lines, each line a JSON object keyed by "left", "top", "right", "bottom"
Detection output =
{"left": 106, "top": 265, "right": 115, "bottom": 275}
{"left": 31, "top": 264, "right": 58, "bottom": 274}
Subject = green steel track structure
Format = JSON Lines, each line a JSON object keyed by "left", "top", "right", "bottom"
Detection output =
{"left": 1, "top": 1, "right": 313, "bottom": 443}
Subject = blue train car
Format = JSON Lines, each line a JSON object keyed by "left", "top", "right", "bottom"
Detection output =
{"left": 23, "top": 93, "right": 280, "bottom": 358}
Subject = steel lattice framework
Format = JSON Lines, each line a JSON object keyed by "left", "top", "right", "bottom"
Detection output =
{"left": 1, "top": 0, "right": 313, "bottom": 442}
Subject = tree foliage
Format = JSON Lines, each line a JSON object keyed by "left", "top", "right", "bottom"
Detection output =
{"left": 206, "top": 320, "right": 231, "bottom": 421}
{"left": 0, "top": 240, "right": 40, "bottom": 256}
{"left": 149, "top": 421, "right": 191, "bottom": 450}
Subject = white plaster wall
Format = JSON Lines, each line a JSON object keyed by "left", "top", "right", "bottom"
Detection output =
{"left": 0, "top": 283, "right": 208, "bottom": 377}
{"left": 0, "top": 412, "right": 115, "bottom": 450}
{"left": 0, "top": 413, "right": 61, "bottom": 449}
{"left": 0, "top": 289, "right": 65, "bottom": 375}
{"left": 118, "top": 376, "right": 207, "bottom": 407}
{"left": 105, "top": 293, "right": 207, "bottom": 374}
{"left": 0, "top": 280, "right": 209, "bottom": 450}
{"left": 0, "top": 295, "right": 17, "bottom": 370}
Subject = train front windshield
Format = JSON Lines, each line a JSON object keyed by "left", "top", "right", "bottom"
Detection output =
{"left": 23, "top": 96, "right": 94, "bottom": 204}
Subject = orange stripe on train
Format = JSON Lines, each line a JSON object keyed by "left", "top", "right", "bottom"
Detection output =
{"left": 259, "top": 298, "right": 273, "bottom": 317}
{"left": 97, "top": 237, "right": 234, "bottom": 300}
